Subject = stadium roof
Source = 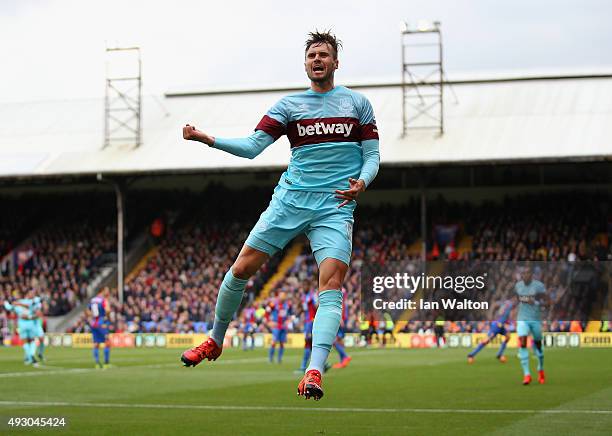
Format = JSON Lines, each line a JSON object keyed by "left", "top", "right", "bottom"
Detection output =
{"left": 1, "top": 73, "right": 611, "bottom": 180}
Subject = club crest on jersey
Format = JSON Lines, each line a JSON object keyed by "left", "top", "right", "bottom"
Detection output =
{"left": 338, "top": 98, "right": 354, "bottom": 116}
{"left": 296, "top": 122, "right": 353, "bottom": 137}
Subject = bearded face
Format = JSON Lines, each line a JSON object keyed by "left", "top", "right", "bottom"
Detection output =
{"left": 304, "top": 42, "right": 338, "bottom": 84}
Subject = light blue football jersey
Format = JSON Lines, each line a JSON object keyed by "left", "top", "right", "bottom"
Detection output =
{"left": 15, "top": 298, "right": 33, "bottom": 318}
{"left": 215, "top": 85, "right": 379, "bottom": 193}
{"left": 14, "top": 299, "right": 37, "bottom": 332}
{"left": 257, "top": 86, "right": 378, "bottom": 191}
{"left": 515, "top": 280, "right": 546, "bottom": 321}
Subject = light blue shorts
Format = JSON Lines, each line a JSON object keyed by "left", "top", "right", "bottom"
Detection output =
{"left": 246, "top": 186, "right": 355, "bottom": 266}
{"left": 35, "top": 322, "right": 44, "bottom": 338}
{"left": 17, "top": 320, "right": 38, "bottom": 340}
{"left": 517, "top": 320, "right": 542, "bottom": 341}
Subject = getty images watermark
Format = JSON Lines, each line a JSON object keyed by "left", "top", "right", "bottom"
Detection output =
{"left": 371, "top": 272, "right": 489, "bottom": 311}
{"left": 360, "top": 260, "right": 612, "bottom": 322}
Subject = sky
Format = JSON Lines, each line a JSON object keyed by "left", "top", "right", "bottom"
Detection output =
{"left": 1, "top": 0, "right": 611, "bottom": 103}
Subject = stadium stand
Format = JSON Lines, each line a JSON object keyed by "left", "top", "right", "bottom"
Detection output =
{"left": 42, "top": 189, "right": 603, "bottom": 335}
{"left": 0, "top": 196, "right": 46, "bottom": 265}
{"left": 1, "top": 192, "right": 168, "bottom": 318}
{"left": 0, "top": 194, "right": 116, "bottom": 316}
{"left": 1, "top": 185, "right": 610, "bottom": 338}
{"left": 69, "top": 186, "right": 282, "bottom": 334}
{"left": 243, "top": 192, "right": 611, "bottom": 336}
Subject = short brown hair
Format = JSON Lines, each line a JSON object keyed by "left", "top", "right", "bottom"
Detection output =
{"left": 305, "top": 30, "right": 342, "bottom": 59}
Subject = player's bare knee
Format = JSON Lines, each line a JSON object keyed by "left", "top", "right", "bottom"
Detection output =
{"left": 519, "top": 336, "right": 528, "bottom": 348}
{"left": 231, "top": 256, "right": 261, "bottom": 279}
{"left": 318, "top": 258, "right": 348, "bottom": 291}
{"left": 231, "top": 262, "right": 251, "bottom": 279}
{"left": 320, "top": 276, "right": 343, "bottom": 292}
{"left": 232, "top": 247, "right": 268, "bottom": 279}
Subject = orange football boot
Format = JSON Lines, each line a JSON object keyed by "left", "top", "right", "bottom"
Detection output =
{"left": 297, "top": 369, "right": 324, "bottom": 400}
{"left": 538, "top": 370, "right": 545, "bottom": 384}
{"left": 333, "top": 356, "right": 352, "bottom": 369}
{"left": 181, "top": 338, "right": 222, "bottom": 367}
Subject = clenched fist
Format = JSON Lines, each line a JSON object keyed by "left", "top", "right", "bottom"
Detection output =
{"left": 183, "top": 124, "right": 214, "bottom": 146}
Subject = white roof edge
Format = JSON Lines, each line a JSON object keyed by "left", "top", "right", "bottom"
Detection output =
{"left": 165, "top": 70, "right": 612, "bottom": 97}
{"left": 1, "top": 155, "right": 610, "bottom": 182}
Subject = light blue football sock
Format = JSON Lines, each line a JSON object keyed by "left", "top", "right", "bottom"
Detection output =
{"left": 93, "top": 347, "right": 100, "bottom": 364}
{"left": 518, "top": 347, "right": 530, "bottom": 376}
{"left": 22, "top": 344, "right": 30, "bottom": 362}
{"left": 37, "top": 340, "right": 45, "bottom": 359}
{"left": 104, "top": 346, "right": 110, "bottom": 364}
{"left": 210, "top": 270, "right": 248, "bottom": 346}
{"left": 306, "top": 290, "right": 342, "bottom": 373}
{"left": 533, "top": 344, "right": 544, "bottom": 371}
{"left": 278, "top": 345, "right": 284, "bottom": 363}
{"left": 27, "top": 342, "right": 37, "bottom": 361}
{"left": 496, "top": 341, "right": 508, "bottom": 358}
{"left": 335, "top": 342, "right": 348, "bottom": 360}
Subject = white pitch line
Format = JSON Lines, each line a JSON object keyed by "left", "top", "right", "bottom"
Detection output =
{"left": 0, "top": 356, "right": 274, "bottom": 378}
{"left": 0, "top": 368, "right": 92, "bottom": 378}
{"left": 0, "top": 401, "right": 610, "bottom": 415}
{"left": 0, "top": 351, "right": 401, "bottom": 379}
{"left": 0, "top": 348, "right": 400, "bottom": 379}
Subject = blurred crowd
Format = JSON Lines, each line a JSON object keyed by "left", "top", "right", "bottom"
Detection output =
{"left": 69, "top": 186, "right": 280, "bottom": 334}
{"left": 3, "top": 222, "right": 113, "bottom": 315}
{"left": 1, "top": 189, "right": 610, "bottom": 337}
{"left": 243, "top": 192, "right": 611, "bottom": 335}
{"left": 1, "top": 195, "right": 116, "bottom": 318}
{"left": 464, "top": 192, "right": 610, "bottom": 261}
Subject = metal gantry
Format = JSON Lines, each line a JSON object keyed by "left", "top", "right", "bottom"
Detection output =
{"left": 400, "top": 21, "right": 444, "bottom": 136}
{"left": 104, "top": 47, "right": 142, "bottom": 149}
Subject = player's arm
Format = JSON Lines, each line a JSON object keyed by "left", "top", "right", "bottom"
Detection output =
{"left": 358, "top": 96, "right": 380, "bottom": 188}
{"left": 183, "top": 126, "right": 276, "bottom": 159}
{"left": 183, "top": 99, "right": 287, "bottom": 160}
{"left": 359, "top": 139, "right": 380, "bottom": 186}
{"left": 335, "top": 96, "right": 380, "bottom": 207}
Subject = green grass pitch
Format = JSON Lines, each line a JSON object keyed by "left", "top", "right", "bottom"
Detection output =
{"left": 0, "top": 346, "right": 610, "bottom": 435}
